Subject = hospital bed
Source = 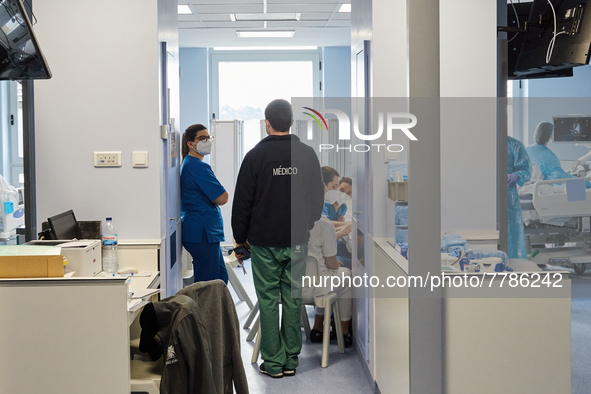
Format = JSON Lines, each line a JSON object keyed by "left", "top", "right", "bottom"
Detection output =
{"left": 520, "top": 175, "right": 591, "bottom": 274}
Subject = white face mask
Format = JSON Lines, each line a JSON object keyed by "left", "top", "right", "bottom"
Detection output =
{"left": 325, "top": 190, "right": 348, "bottom": 205}
{"left": 194, "top": 139, "right": 212, "bottom": 156}
{"left": 337, "top": 193, "right": 351, "bottom": 205}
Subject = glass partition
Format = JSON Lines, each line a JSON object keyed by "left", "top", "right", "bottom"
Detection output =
{"left": 0, "top": 81, "right": 25, "bottom": 244}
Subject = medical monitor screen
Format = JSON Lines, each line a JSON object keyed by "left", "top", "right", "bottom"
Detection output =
{"left": 0, "top": 0, "right": 51, "bottom": 80}
{"left": 553, "top": 116, "right": 591, "bottom": 142}
{"left": 48, "top": 210, "right": 82, "bottom": 240}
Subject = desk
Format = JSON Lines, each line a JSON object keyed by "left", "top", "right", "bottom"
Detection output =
{"left": 0, "top": 277, "right": 130, "bottom": 393}
{"left": 372, "top": 239, "right": 571, "bottom": 394}
{"left": 0, "top": 272, "right": 161, "bottom": 394}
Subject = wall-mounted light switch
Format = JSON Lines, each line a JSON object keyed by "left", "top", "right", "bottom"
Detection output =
{"left": 133, "top": 151, "right": 148, "bottom": 168}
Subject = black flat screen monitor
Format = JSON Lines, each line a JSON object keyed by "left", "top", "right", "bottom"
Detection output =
{"left": 48, "top": 210, "right": 82, "bottom": 240}
{"left": 514, "top": 0, "right": 591, "bottom": 77}
{"left": 553, "top": 115, "right": 591, "bottom": 142}
{"left": 508, "top": 2, "right": 575, "bottom": 79}
{"left": 0, "top": 0, "right": 51, "bottom": 80}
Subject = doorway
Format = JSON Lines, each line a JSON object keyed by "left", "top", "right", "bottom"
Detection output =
{"left": 211, "top": 50, "right": 321, "bottom": 157}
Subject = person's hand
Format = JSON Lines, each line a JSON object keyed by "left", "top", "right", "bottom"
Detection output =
{"left": 337, "top": 222, "right": 352, "bottom": 239}
{"left": 338, "top": 216, "right": 345, "bottom": 222}
{"left": 507, "top": 173, "right": 519, "bottom": 187}
{"left": 337, "top": 260, "right": 344, "bottom": 267}
{"left": 234, "top": 242, "right": 250, "bottom": 262}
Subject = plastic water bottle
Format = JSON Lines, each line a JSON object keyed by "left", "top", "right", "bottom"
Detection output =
{"left": 102, "top": 217, "right": 119, "bottom": 273}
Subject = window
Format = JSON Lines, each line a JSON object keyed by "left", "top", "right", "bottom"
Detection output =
{"left": 212, "top": 50, "right": 321, "bottom": 158}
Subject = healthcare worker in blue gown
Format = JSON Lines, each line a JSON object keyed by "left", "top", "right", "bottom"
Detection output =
{"left": 508, "top": 136, "right": 532, "bottom": 259}
{"left": 527, "top": 121, "right": 591, "bottom": 189}
{"left": 180, "top": 124, "right": 229, "bottom": 284}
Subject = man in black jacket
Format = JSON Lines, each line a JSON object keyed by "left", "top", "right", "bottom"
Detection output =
{"left": 232, "top": 99, "right": 324, "bottom": 378}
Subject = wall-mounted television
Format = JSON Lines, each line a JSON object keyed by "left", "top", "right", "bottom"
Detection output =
{"left": 0, "top": 0, "right": 51, "bottom": 80}
{"left": 508, "top": 1, "right": 574, "bottom": 79}
{"left": 514, "top": 0, "right": 591, "bottom": 78}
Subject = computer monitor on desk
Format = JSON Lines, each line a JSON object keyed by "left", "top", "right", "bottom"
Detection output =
{"left": 48, "top": 210, "right": 83, "bottom": 240}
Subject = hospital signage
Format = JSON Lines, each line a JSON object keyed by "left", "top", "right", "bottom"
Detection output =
{"left": 302, "top": 107, "right": 417, "bottom": 153}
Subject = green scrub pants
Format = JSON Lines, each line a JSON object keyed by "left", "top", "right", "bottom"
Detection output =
{"left": 250, "top": 243, "right": 307, "bottom": 375}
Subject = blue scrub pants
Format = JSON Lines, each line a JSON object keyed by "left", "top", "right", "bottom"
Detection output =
{"left": 183, "top": 241, "right": 228, "bottom": 284}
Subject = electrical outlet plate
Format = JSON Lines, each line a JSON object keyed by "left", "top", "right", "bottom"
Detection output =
{"left": 94, "top": 151, "right": 121, "bottom": 167}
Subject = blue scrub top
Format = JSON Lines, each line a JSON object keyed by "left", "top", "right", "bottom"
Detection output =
{"left": 322, "top": 202, "right": 347, "bottom": 221}
{"left": 181, "top": 155, "right": 226, "bottom": 244}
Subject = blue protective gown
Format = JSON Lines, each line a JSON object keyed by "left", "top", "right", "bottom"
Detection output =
{"left": 526, "top": 144, "right": 574, "bottom": 181}
{"left": 508, "top": 137, "right": 532, "bottom": 259}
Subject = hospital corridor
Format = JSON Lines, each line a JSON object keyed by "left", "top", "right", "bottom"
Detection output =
{"left": 2, "top": 0, "right": 591, "bottom": 393}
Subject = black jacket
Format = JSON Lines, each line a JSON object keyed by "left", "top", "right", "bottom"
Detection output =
{"left": 177, "top": 280, "right": 249, "bottom": 394}
{"left": 139, "top": 295, "right": 217, "bottom": 394}
{"left": 232, "top": 134, "right": 324, "bottom": 247}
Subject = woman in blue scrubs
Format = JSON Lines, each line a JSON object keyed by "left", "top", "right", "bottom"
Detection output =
{"left": 181, "top": 124, "right": 228, "bottom": 284}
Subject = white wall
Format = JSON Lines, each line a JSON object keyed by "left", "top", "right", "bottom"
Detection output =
{"left": 33, "top": 0, "right": 176, "bottom": 239}
{"left": 440, "top": 0, "right": 498, "bottom": 232}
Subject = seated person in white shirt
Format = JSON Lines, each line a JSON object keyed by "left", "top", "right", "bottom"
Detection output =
{"left": 306, "top": 176, "right": 353, "bottom": 348}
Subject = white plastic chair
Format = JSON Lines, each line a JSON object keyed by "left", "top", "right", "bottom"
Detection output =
{"left": 302, "top": 255, "right": 345, "bottom": 367}
{"left": 224, "top": 254, "right": 254, "bottom": 310}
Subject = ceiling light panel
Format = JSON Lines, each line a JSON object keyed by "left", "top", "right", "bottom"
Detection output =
{"left": 191, "top": 5, "right": 265, "bottom": 14}
{"left": 236, "top": 30, "right": 296, "bottom": 38}
{"left": 178, "top": 5, "right": 192, "bottom": 14}
{"left": 339, "top": 4, "right": 352, "bottom": 13}
{"left": 268, "top": 4, "right": 336, "bottom": 13}
{"left": 231, "top": 13, "right": 301, "bottom": 21}
{"left": 213, "top": 46, "right": 318, "bottom": 51}
{"left": 204, "top": 22, "right": 262, "bottom": 28}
